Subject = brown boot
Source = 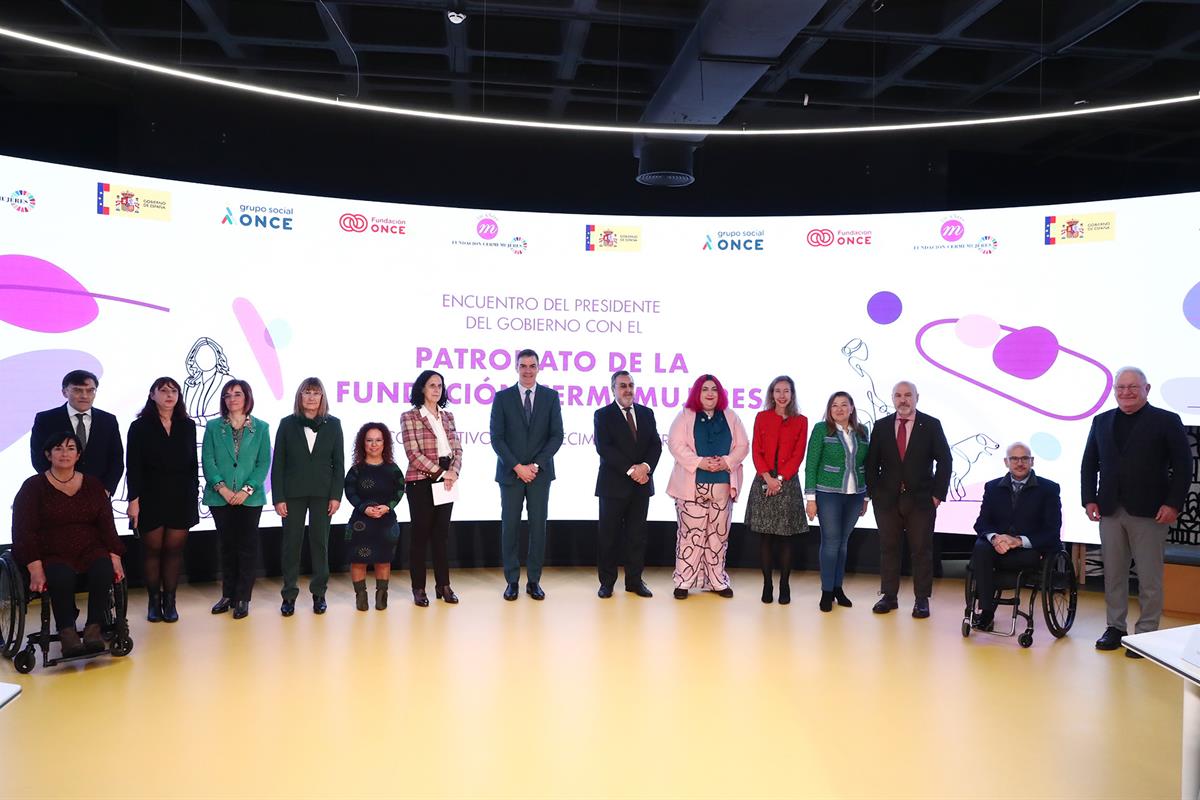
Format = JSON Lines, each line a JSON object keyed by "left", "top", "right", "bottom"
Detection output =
{"left": 82, "top": 623, "right": 106, "bottom": 653}
{"left": 59, "top": 627, "right": 86, "bottom": 657}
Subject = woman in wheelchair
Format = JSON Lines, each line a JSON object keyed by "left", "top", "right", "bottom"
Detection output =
{"left": 12, "top": 432, "right": 126, "bottom": 657}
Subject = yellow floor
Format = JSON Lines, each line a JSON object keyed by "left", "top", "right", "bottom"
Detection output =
{"left": 0, "top": 568, "right": 1185, "bottom": 799}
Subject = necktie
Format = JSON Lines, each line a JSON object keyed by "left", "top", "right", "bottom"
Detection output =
{"left": 896, "top": 418, "right": 908, "bottom": 461}
{"left": 75, "top": 412, "right": 88, "bottom": 451}
{"left": 523, "top": 389, "right": 532, "bottom": 424}
{"left": 623, "top": 406, "right": 637, "bottom": 439}
{"left": 1011, "top": 481, "right": 1023, "bottom": 508}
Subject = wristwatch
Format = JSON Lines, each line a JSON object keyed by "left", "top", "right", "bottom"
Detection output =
{"left": 241, "top": 485, "right": 254, "bottom": 496}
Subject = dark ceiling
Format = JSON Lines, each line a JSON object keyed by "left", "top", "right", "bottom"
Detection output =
{"left": 1, "top": 0, "right": 1198, "bottom": 213}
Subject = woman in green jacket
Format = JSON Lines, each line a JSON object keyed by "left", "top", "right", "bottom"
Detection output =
{"left": 804, "top": 391, "right": 869, "bottom": 612}
{"left": 202, "top": 379, "right": 271, "bottom": 619}
{"left": 271, "top": 377, "right": 344, "bottom": 616}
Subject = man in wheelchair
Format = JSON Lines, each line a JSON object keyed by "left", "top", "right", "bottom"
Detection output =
{"left": 12, "top": 432, "right": 127, "bottom": 657}
{"left": 969, "top": 441, "right": 1062, "bottom": 631}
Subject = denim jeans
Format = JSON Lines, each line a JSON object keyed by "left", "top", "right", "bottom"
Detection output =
{"left": 816, "top": 491, "right": 864, "bottom": 591}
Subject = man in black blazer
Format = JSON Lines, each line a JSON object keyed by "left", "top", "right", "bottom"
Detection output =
{"left": 864, "top": 380, "right": 952, "bottom": 618}
{"left": 490, "top": 349, "right": 564, "bottom": 601}
{"left": 969, "top": 442, "right": 1062, "bottom": 631}
{"left": 593, "top": 370, "right": 662, "bottom": 598}
{"left": 1081, "top": 366, "right": 1190, "bottom": 653}
{"left": 31, "top": 369, "right": 124, "bottom": 495}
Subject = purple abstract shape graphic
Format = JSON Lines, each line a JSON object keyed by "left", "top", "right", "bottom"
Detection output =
{"left": 1184, "top": 281, "right": 1200, "bottom": 330}
{"left": 915, "top": 319, "right": 1112, "bottom": 421}
{"left": 0, "top": 350, "right": 103, "bottom": 453}
{"left": 232, "top": 298, "right": 284, "bottom": 400}
{"left": 867, "top": 291, "right": 902, "bottom": 324}
{"left": 0, "top": 255, "right": 99, "bottom": 332}
{"left": 992, "top": 326, "right": 1059, "bottom": 379}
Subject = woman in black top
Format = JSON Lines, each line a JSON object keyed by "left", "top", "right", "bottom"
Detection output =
{"left": 126, "top": 376, "right": 198, "bottom": 623}
{"left": 344, "top": 423, "right": 404, "bottom": 611}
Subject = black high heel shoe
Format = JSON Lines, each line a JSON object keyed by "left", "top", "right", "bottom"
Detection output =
{"left": 435, "top": 585, "right": 459, "bottom": 604}
{"left": 412, "top": 588, "right": 430, "bottom": 607}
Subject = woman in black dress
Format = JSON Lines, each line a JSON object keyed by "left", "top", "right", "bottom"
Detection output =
{"left": 344, "top": 423, "right": 404, "bottom": 611}
{"left": 126, "top": 376, "right": 198, "bottom": 622}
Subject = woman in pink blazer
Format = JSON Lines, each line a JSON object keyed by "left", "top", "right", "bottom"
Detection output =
{"left": 666, "top": 374, "right": 750, "bottom": 599}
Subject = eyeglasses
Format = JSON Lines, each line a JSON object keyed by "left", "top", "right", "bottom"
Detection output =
{"left": 1006, "top": 456, "right": 1033, "bottom": 464}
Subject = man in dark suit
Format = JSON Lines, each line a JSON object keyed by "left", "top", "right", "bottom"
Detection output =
{"left": 490, "top": 349, "right": 564, "bottom": 601}
{"left": 31, "top": 369, "right": 124, "bottom": 495}
{"left": 593, "top": 370, "right": 662, "bottom": 599}
{"left": 864, "top": 380, "right": 952, "bottom": 618}
{"left": 1081, "top": 366, "right": 1190, "bottom": 654}
{"left": 969, "top": 442, "right": 1062, "bottom": 631}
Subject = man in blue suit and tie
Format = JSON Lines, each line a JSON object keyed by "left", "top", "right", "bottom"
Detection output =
{"left": 490, "top": 349, "right": 564, "bottom": 600}
{"left": 31, "top": 369, "right": 124, "bottom": 495}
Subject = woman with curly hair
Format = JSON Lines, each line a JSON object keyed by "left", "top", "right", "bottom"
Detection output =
{"left": 344, "top": 422, "right": 404, "bottom": 611}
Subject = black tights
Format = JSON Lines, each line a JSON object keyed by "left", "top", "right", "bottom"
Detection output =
{"left": 760, "top": 534, "right": 793, "bottom": 585}
{"left": 142, "top": 527, "right": 188, "bottom": 593}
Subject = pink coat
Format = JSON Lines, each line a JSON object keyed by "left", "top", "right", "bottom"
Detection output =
{"left": 666, "top": 408, "right": 750, "bottom": 502}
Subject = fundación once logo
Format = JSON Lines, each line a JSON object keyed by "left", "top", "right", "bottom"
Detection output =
{"left": 806, "top": 228, "right": 872, "bottom": 247}
{"left": 221, "top": 203, "right": 294, "bottom": 231}
{"left": 4, "top": 189, "right": 36, "bottom": 213}
{"left": 339, "top": 212, "right": 407, "bottom": 236}
{"left": 703, "top": 230, "right": 765, "bottom": 251}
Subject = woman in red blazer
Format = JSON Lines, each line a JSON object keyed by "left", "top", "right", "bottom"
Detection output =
{"left": 399, "top": 370, "right": 463, "bottom": 606}
{"left": 743, "top": 375, "right": 809, "bottom": 605}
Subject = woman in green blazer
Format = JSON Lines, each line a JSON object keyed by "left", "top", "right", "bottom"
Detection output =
{"left": 202, "top": 379, "right": 271, "bottom": 619}
{"left": 271, "top": 377, "right": 344, "bottom": 616}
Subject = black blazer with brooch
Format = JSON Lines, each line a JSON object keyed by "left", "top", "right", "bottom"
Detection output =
{"left": 31, "top": 404, "right": 124, "bottom": 495}
{"left": 593, "top": 402, "right": 663, "bottom": 499}
{"left": 1080, "top": 403, "right": 1190, "bottom": 517}
{"left": 973, "top": 472, "right": 1062, "bottom": 553}
{"left": 271, "top": 414, "right": 345, "bottom": 502}
{"left": 864, "top": 410, "right": 953, "bottom": 510}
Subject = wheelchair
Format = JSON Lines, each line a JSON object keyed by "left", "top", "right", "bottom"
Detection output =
{"left": 0, "top": 549, "right": 133, "bottom": 673}
{"left": 961, "top": 546, "right": 1078, "bottom": 647}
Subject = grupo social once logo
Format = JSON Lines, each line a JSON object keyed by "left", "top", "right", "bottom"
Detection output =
{"left": 807, "top": 228, "right": 835, "bottom": 247}
{"left": 940, "top": 217, "right": 965, "bottom": 242}
{"left": 476, "top": 217, "right": 499, "bottom": 240}
{"left": 339, "top": 213, "right": 368, "bottom": 232}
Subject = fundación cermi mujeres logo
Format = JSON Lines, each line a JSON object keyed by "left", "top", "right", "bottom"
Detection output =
{"left": 3, "top": 189, "right": 36, "bottom": 213}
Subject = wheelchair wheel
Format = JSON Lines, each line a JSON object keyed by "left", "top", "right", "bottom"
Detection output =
{"left": 109, "top": 634, "right": 133, "bottom": 657}
{"left": 1018, "top": 631, "right": 1033, "bottom": 648}
{"left": 13, "top": 645, "right": 35, "bottom": 674}
{"left": 1042, "top": 550, "right": 1078, "bottom": 638}
{"left": 961, "top": 619, "right": 971, "bottom": 638}
{"left": 0, "top": 552, "right": 26, "bottom": 660}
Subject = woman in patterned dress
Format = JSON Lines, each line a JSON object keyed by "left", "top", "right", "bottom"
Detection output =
{"left": 344, "top": 423, "right": 404, "bottom": 611}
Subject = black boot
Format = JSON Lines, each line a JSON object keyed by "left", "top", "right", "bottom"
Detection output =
{"left": 161, "top": 591, "right": 179, "bottom": 623}
{"left": 778, "top": 579, "right": 791, "bottom": 605}
{"left": 761, "top": 578, "right": 773, "bottom": 604}
{"left": 147, "top": 590, "right": 162, "bottom": 623}
{"left": 833, "top": 587, "right": 853, "bottom": 608}
{"left": 819, "top": 590, "right": 834, "bottom": 612}
{"left": 353, "top": 580, "right": 368, "bottom": 611}
{"left": 375, "top": 579, "right": 389, "bottom": 610}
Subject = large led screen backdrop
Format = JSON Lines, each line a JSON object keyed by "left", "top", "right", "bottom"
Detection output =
{"left": 2, "top": 152, "right": 1198, "bottom": 545}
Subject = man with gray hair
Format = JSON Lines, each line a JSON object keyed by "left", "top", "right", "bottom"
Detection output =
{"left": 1082, "top": 366, "right": 1190, "bottom": 656}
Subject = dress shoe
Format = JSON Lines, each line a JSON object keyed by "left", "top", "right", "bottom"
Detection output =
{"left": 503, "top": 582, "right": 519, "bottom": 601}
{"left": 778, "top": 582, "right": 791, "bottom": 605}
{"left": 526, "top": 582, "right": 546, "bottom": 601}
{"left": 147, "top": 590, "right": 162, "bottom": 623}
{"left": 232, "top": 601, "right": 249, "bottom": 619}
{"left": 625, "top": 582, "right": 653, "bottom": 598}
{"left": 211, "top": 597, "right": 233, "bottom": 615}
{"left": 1125, "top": 648, "right": 1144, "bottom": 659}
{"left": 312, "top": 595, "right": 327, "bottom": 614}
{"left": 598, "top": 585, "right": 613, "bottom": 599}
{"left": 872, "top": 595, "right": 899, "bottom": 614}
{"left": 975, "top": 610, "right": 995, "bottom": 631}
{"left": 673, "top": 588, "right": 688, "bottom": 600}
{"left": 376, "top": 579, "right": 390, "bottom": 609}
{"left": 833, "top": 587, "right": 853, "bottom": 608}
{"left": 161, "top": 591, "right": 179, "bottom": 623}
{"left": 435, "top": 585, "right": 459, "bottom": 604}
{"left": 912, "top": 598, "right": 930, "bottom": 619}
{"left": 819, "top": 590, "right": 834, "bottom": 613}
{"left": 353, "top": 579, "right": 369, "bottom": 612}
{"left": 412, "top": 589, "right": 430, "bottom": 607}
{"left": 1095, "top": 626, "right": 1127, "bottom": 651}
{"left": 59, "top": 627, "right": 86, "bottom": 658}
{"left": 82, "top": 623, "right": 106, "bottom": 653}
{"left": 281, "top": 598, "right": 295, "bottom": 617}
{"left": 761, "top": 581, "right": 773, "bottom": 604}
{"left": 715, "top": 587, "right": 734, "bottom": 598}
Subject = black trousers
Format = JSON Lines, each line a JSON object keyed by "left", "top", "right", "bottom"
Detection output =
{"left": 597, "top": 493, "right": 650, "bottom": 589}
{"left": 874, "top": 495, "right": 936, "bottom": 599}
{"left": 969, "top": 539, "right": 1041, "bottom": 613}
{"left": 44, "top": 557, "right": 113, "bottom": 630}
{"left": 211, "top": 505, "right": 263, "bottom": 602}
{"left": 406, "top": 480, "right": 452, "bottom": 590}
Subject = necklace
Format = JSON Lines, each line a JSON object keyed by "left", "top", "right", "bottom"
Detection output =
{"left": 48, "top": 470, "right": 76, "bottom": 484}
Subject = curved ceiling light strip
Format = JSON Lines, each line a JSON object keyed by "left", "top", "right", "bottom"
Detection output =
{"left": 2, "top": 25, "right": 1197, "bottom": 138}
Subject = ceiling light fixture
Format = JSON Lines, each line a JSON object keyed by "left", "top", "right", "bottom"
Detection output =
{"left": 2, "top": 26, "right": 1196, "bottom": 138}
